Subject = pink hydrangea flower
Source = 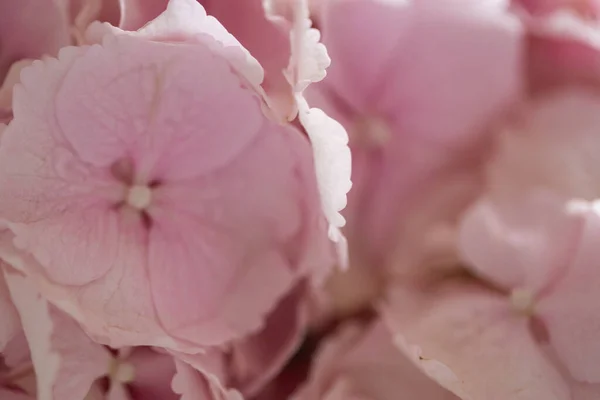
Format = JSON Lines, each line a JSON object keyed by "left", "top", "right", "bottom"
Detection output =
{"left": 298, "top": 0, "right": 600, "bottom": 398}
{"left": 372, "top": 7, "right": 600, "bottom": 400}
{"left": 0, "top": 0, "right": 346, "bottom": 355}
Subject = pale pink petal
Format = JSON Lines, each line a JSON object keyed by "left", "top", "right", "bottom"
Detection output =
{"left": 483, "top": 90, "right": 600, "bottom": 200}
{"left": 315, "top": 0, "right": 522, "bottom": 116}
{"left": 541, "top": 344, "right": 600, "bottom": 398}
{"left": 0, "top": 60, "right": 34, "bottom": 110}
{"left": 458, "top": 191, "right": 583, "bottom": 294}
{"left": 136, "top": 0, "right": 264, "bottom": 91}
{"left": 537, "top": 201, "right": 600, "bottom": 383}
{"left": 3, "top": 270, "right": 111, "bottom": 400}
{"left": 382, "top": 283, "right": 570, "bottom": 400}
{"left": 284, "top": 0, "right": 331, "bottom": 94}
{"left": 296, "top": 96, "right": 351, "bottom": 263}
{"left": 202, "top": 0, "right": 294, "bottom": 119}
{"left": 54, "top": 36, "right": 261, "bottom": 176}
{"left": 144, "top": 134, "right": 306, "bottom": 344}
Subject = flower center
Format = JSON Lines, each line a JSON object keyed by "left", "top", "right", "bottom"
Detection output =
{"left": 510, "top": 288, "right": 536, "bottom": 316}
{"left": 126, "top": 185, "right": 152, "bottom": 210}
{"left": 107, "top": 358, "right": 136, "bottom": 384}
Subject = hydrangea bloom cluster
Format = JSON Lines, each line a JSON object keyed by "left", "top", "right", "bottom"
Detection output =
{"left": 1, "top": 0, "right": 600, "bottom": 399}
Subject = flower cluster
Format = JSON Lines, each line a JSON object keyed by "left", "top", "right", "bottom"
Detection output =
{"left": 1, "top": 0, "right": 600, "bottom": 399}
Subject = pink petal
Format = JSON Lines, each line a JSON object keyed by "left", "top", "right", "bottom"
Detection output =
{"left": 227, "top": 286, "right": 307, "bottom": 396}
{"left": 202, "top": 0, "right": 294, "bottom": 119}
{"left": 316, "top": 0, "right": 523, "bottom": 117}
{"left": 54, "top": 36, "right": 261, "bottom": 176}
{"left": 0, "top": 60, "right": 34, "bottom": 111}
{"left": 3, "top": 270, "right": 111, "bottom": 400}
{"left": 483, "top": 89, "right": 600, "bottom": 199}
{"left": 136, "top": 0, "right": 264, "bottom": 91}
{"left": 145, "top": 133, "right": 309, "bottom": 344}
{"left": 382, "top": 282, "right": 570, "bottom": 400}
{"left": 296, "top": 96, "right": 351, "bottom": 263}
{"left": 458, "top": 191, "right": 584, "bottom": 294}
{"left": 284, "top": 0, "right": 331, "bottom": 95}
{"left": 169, "top": 287, "right": 306, "bottom": 397}
{"left": 541, "top": 344, "right": 600, "bottom": 398}
{"left": 538, "top": 202, "right": 600, "bottom": 383}
{"left": 294, "top": 321, "right": 457, "bottom": 400}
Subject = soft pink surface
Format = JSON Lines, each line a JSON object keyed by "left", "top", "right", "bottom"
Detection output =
{"left": 0, "top": 25, "right": 330, "bottom": 350}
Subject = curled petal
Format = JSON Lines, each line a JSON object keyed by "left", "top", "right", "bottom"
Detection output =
{"left": 297, "top": 96, "right": 351, "bottom": 265}
{"left": 137, "top": 0, "right": 265, "bottom": 90}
